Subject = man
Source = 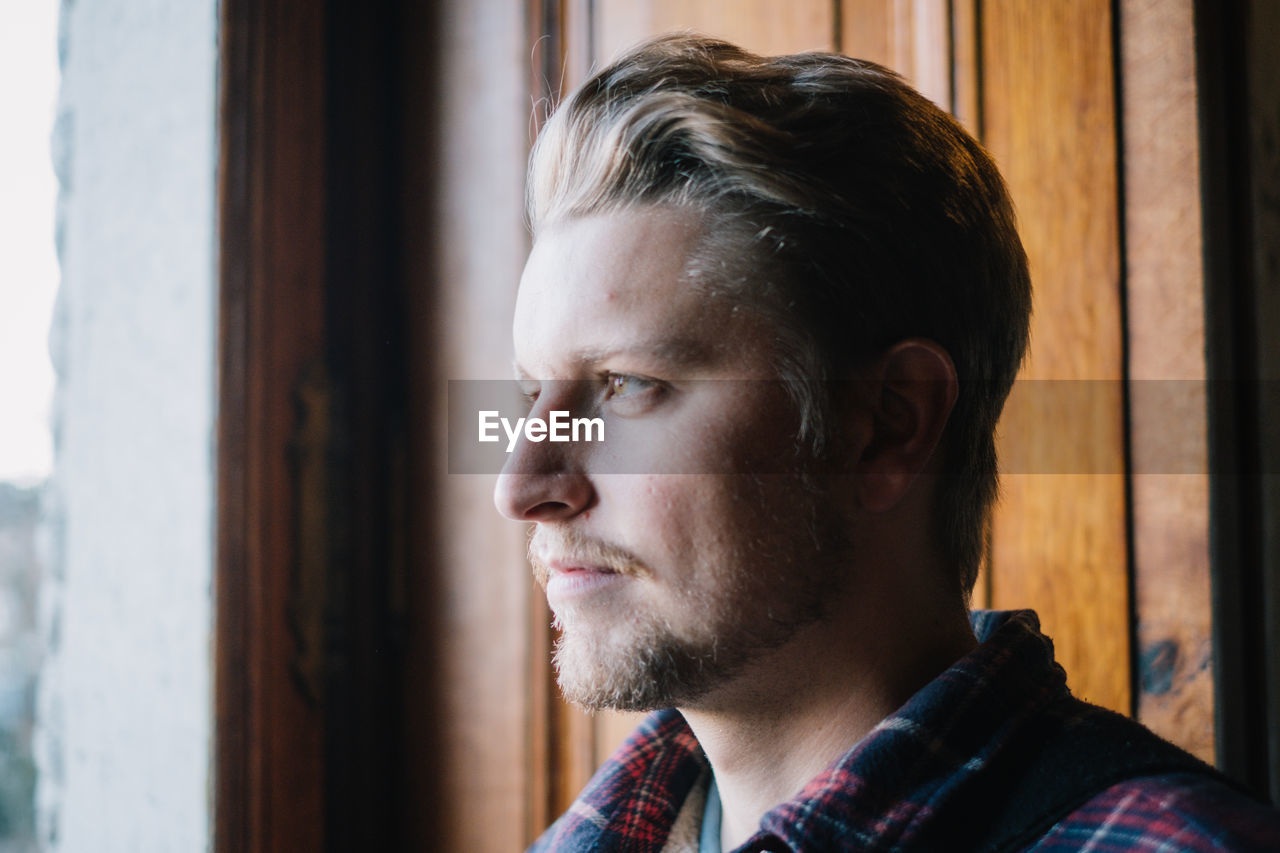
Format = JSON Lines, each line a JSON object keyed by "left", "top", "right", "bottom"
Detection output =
{"left": 494, "top": 34, "right": 1280, "bottom": 852}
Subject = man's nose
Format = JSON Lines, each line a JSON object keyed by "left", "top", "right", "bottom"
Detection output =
{"left": 493, "top": 406, "right": 594, "bottom": 522}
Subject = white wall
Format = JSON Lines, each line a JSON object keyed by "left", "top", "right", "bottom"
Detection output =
{"left": 37, "top": 0, "right": 218, "bottom": 849}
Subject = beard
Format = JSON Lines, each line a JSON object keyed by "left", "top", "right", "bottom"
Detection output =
{"left": 529, "top": 473, "right": 850, "bottom": 712}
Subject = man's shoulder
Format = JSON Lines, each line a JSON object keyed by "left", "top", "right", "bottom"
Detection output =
{"left": 964, "top": 690, "right": 1280, "bottom": 852}
{"left": 917, "top": 619, "right": 1279, "bottom": 851}
{"left": 1028, "top": 772, "right": 1280, "bottom": 852}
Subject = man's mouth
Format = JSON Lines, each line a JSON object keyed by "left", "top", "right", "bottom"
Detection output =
{"left": 541, "top": 560, "right": 627, "bottom": 609}
{"left": 544, "top": 560, "right": 620, "bottom": 576}
{"left": 528, "top": 528, "right": 651, "bottom": 612}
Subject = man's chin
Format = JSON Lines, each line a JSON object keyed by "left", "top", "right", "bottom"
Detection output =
{"left": 554, "top": 674, "right": 666, "bottom": 713}
{"left": 551, "top": 633, "right": 661, "bottom": 712}
{"left": 550, "top": 627, "right": 725, "bottom": 712}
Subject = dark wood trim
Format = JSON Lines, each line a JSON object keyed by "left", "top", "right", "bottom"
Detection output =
{"left": 1116, "top": 0, "right": 1217, "bottom": 761}
{"left": 951, "top": 0, "right": 982, "bottom": 137}
{"left": 1195, "top": 0, "right": 1275, "bottom": 799}
{"left": 216, "top": 0, "right": 330, "bottom": 849}
{"left": 832, "top": 0, "right": 844, "bottom": 54}
{"left": 529, "top": 0, "right": 563, "bottom": 128}
{"left": 214, "top": 0, "right": 252, "bottom": 845}
{"left": 395, "top": 0, "right": 446, "bottom": 846}
{"left": 1240, "top": 0, "right": 1280, "bottom": 805}
{"left": 321, "top": 0, "right": 409, "bottom": 847}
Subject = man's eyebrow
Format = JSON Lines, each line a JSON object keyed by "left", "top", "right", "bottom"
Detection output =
{"left": 512, "top": 337, "right": 718, "bottom": 378}
{"left": 577, "top": 338, "right": 716, "bottom": 368}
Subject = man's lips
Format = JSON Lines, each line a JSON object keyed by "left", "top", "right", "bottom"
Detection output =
{"left": 529, "top": 530, "right": 650, "bottom": 610}
{"left": 542, "top": 560, "right": 627, "bottom": 608}
{"left": 543, "top": 559, "right": 620, "bottom": 576}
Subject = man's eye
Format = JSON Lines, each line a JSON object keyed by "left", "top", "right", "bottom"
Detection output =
{"left": 516, "top": 381, "right": 539, "bottom": 409}
{"left": 601, "top": 373, "right": 665, "bottom": 413}
{"left": 604, "top": 373, "right": 652, "bottom": 398}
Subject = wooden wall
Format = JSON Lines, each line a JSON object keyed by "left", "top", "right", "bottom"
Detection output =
{"left": 217, "top": 0, "right": 329, "bottom": 848}
{"left": 1119, "top": 0, "right": 1215, "bottom": 765}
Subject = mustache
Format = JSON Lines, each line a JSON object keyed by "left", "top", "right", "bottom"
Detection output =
{"left": 528, "top": 527, "right": 651, "bottom": 586}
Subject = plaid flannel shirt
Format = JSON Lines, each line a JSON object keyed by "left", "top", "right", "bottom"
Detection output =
{"left": 529, "top": 610, "right": 1280, "bottom": 852}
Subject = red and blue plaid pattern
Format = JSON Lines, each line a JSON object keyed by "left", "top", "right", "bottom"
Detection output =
{"left": 529, "top": 611, "right": 1280, "bottom": 851}
{"left": 1028, "top": 772, "right": 1277, "bottom": 852}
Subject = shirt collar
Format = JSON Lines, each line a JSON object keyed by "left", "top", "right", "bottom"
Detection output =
{"left": 755, "top": 609, "right": 1067, "bottom": 850}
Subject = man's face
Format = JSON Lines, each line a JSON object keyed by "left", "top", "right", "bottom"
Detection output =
{"left": 494, "top": 207, "right": 849, "bottom": 711}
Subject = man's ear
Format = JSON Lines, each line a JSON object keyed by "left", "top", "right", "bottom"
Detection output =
{"left": 853, "top": 339, "right": 958, "bottom": 513}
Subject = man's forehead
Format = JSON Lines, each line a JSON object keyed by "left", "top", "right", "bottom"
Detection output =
{"left": 512, "top": 208, "right": 747, "bottom": 375}
{"left": 521, "top": 208, "right": 707, "bottom": 289}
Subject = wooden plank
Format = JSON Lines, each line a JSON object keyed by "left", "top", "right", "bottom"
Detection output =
{"left": 215, "top": 3, "right": 253, "bottom": 847}
{"left": 527, "top": 584, "right": 553, "bottom": 836}
{"left": 903, "top": 0, "right": 952, "bottom": 110}
{"left": 399, "top": 0, "right": 535, "bottom": 848}
{"left": 552, "top": 679, "right": 600, "bottom": 814}
{"left": 1196, "top": 0, "right": 1280, "bottom": 795}
{"left": 595, "top": 0, "right": 835, "bottom": 65}
{"left": 1243, "top": 0, "right": 1280, "bottom": 801}
{"left": 319, "top": 1, "right": 417, "bottom": 843}
{"left": 951, "top": 0, "right": 980, "bottom": 134}
{"left": 982, "top": 0, "right": 1131, "bottom": 714}
{"left": 1119, "top": 0, "right": 1214, "bottom": 763}
{"left": 596, "top": 710, "right": 647, "bottom": 766}
{"left": 216, "top": 0, "right": 329, "bottom": 849}
{"left": 840, "top": 0, "right": 894, "bottom": 66}
{"left": 529, "top": 0, "right": 594, "bottom": 110}
{"left": 563, "top": 0, "right": 595, "bottom": 89}
{"left": 528, "top": 0, "right": 562, "bottom": 130}
{"left": 840, "top": 1, "right": 951, "bottom": 110}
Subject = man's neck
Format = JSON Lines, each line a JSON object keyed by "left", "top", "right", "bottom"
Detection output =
{"left": 680, "top": 592, "right": 977, "bottom": 849}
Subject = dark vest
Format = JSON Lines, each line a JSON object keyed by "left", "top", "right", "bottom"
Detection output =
{"left": 925, "top": 696, "right": 1251, "bottom": 852}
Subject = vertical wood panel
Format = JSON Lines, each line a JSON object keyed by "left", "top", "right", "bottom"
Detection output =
{"left": 840, "top": 1, "right": 953, "bottom": 110}
{"left": 1244, "top": 0, "right": 1280, "bottom": 801}
{"left": 982, "top": 0, "right": 1131, "bottom": 714}
{"left": 563, "top": 0, "right": 596, "bottom": 90}
{"left": 1119, "top": 0, "right": 1214, "bottom": 762}
{"left": 216, "top": 0, "right": 328, "bottom": 849}
{"left": 841, "top": 0, "right": 894, "bottom": 65}
{"left": 595, "top": 710, "right": 647, "bottom": 767}
{"left": 527, "top": 579, "right": 553, "bottom": 836}
{"left": 595, "top": 0, "right": 835, "bottom": 65}
{"left": 1195, "top": 0, "right": 1278, "bottom": 794}
{"left": 950, "top": 0, "right": 980, "bottom": 134}
{"left": 902, "top": 0, "right": 952, "bottom": 109}
{"left": 552, "top": 685, "right": 600, "bottom": 812}
{"left": 401, "top": 1, "right": 534, "bottom": 848}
